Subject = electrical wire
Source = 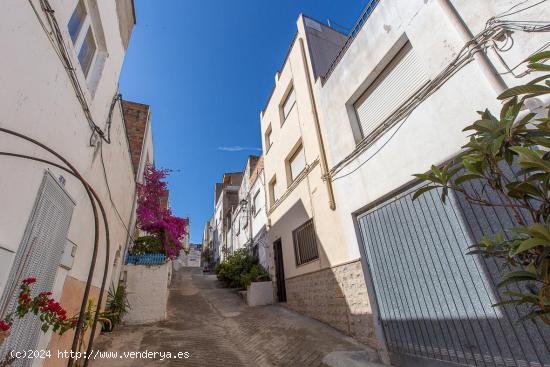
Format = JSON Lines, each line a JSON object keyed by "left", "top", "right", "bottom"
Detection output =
{"left": 0, "top": 128, "right": 110, "bottom": 367}
{"left": 327, "top": 15, "right": 550, "bottom": 181}
{"left": 28, "top": 0, "right": 113, "bottom": 146}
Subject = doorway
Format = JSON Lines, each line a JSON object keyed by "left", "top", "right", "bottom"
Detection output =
{"left": 273, "top": 239, "right": 286, "bottom": 302}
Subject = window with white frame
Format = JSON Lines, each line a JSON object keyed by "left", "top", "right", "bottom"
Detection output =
{"left": 281, "top": 87, "right": 296, "bottom": 122}
{"left": 288, "top": 144, "right": 306, "bottom": 183}
{"left": 78, "top": 28, "right": 97, "bottom": 77}
{"left": 269, "top": 177, "right": 278, "bottom": 206}
{"left": 68, "top": 0, "right": 98, "bottom": 78}
{"left": 68, "top": 0, "right": 86, "bottom": 43}
{"left": 265, "top": 125, "right": 273, "bottom": 153}
{"left": 253, "top": 190, "right": 261, "bottom": 216}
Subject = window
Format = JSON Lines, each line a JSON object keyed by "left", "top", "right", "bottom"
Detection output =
{"left": 253, "top": 190, "right": 261, "bottom": 215}
{"left": 68, "top": 0, "right": 86, "bottom": 43}
{"left": 288, "top": 144, "right": 306, "bottom": 182}
{"left": 265, "top": 125, "right": 273, "bottom": 153}
{"left": 281, "top": 87, "right": 296, "bottom": 122}
{"left": 269, "top": 177, "right": 278, "bottom": 206}
{"left": 353, "top": 42, "right": 428, "bottom": 139}
{"left": 293, "top": 219, "right": 319, "bottom": 265}
{"left": 67, "top": 0, "right": 104, "bottom": 82}
{"left": 78, "top": 28, "right": 97, "bottom": 77}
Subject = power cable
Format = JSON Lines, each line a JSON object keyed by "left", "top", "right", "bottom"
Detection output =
{"left": 327, "top": 15, "right": 550, "bottom": 181}
{"left": 27, "top": 0, "right": 113, "bottom": 146}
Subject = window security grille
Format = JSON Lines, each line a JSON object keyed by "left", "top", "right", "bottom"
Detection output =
{"left": 292, "top": 219, "right": 319, "bottom": 265}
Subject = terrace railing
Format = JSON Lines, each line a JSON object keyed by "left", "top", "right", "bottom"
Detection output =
{"left": 322, "top": 0, "right": 381, "bottom": 83}
{"left": 126, "top": 253, "right": 166, "bottom": 265}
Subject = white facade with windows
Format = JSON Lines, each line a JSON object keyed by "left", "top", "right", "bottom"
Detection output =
{"left": 313, "top": 0, "right": 550, "bottom": 364}
{"left": 0, "top": 0, "right": 137, "bottom": 363}
{"left": 229, "top": 156, "right": 269, "bottom": 269}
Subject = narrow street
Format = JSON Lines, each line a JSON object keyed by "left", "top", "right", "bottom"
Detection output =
{"left": 91, "top": 267, "right": 379, "bottom": 367}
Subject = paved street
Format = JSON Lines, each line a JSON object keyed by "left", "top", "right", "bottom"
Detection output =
{"left": 91, "top": 267, "right": 379, "bottom": 367}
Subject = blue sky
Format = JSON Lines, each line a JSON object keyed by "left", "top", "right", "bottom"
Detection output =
{"left": 120, "top": 1, "right": 368, "bottom": 243}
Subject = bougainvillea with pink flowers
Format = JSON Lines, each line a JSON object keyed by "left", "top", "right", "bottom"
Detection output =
{"left": 135, "top": 164, "right": 188, "bottom": 258}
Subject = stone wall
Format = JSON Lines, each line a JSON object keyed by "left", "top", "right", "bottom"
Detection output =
{"left": 285, "top": 259, "right": 379, "bottom": 350}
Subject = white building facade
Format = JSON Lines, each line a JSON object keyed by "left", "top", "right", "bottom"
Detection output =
{"left": 230, "top": 156, "right": 269, "bottom": 269}
{"left": 0, "top": 0, "right": 138, "bottom": 365}
{"left": 314, "top": 0, "right": 550, "bottom": 366}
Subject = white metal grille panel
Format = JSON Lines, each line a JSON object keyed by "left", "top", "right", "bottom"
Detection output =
{"left": 354, "top": 44, "right": 428, "bottom": 139}
{"left": 0, "top": 172, "right": 75, "bottom": 366}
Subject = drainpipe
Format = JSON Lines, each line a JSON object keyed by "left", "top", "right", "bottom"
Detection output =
{"left": 436, "top": 0, "right": 507, "bottom": 94}
{"left": 298, "top": 37, "right": 336, "bottom": 210}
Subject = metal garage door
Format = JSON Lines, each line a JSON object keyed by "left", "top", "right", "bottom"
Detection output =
{"left": 357, "top": 183, "right": 550, "bottom": 367}
{"left": 0, "top": 171, "right": 75, "bottom": 366}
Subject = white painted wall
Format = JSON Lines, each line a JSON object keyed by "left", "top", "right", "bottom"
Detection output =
{"left": 124, "top": 261, "right": 172, "bottom": 324}
{"left": 315, "top": 0, "right": 550, "bottom": 260}
{"left": 0, "top": 0, "right": 135, "bottom": 357}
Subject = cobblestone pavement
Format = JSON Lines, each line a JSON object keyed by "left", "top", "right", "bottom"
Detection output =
{"left": 91, "top": 267, "right": 378, "bottom": 367}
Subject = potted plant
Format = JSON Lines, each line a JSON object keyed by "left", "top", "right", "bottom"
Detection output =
{"left": 100, "top": 284, "right": 130, "bottom": 332}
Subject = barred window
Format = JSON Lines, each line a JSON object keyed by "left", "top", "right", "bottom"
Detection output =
{"left": 293, "top": 219, "right": 319, "bottom": 265}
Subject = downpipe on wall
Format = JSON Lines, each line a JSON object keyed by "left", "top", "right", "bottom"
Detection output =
{"left": 436, "top": 0, "right": 507, "bottom": 94}
{"left": 298, "top": 37, "right": 337, "bottom": 211}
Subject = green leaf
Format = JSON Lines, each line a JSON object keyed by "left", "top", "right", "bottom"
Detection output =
{"left": 527, "top": 74, "right": 550, "bottom": 85}
{"left": 528, "top": 63, "right": 550, "bottom": 71}
{"left": 412, "top": 186, "right": 437, "bottom": 201}
{"left": 498, "top": 85, "right": 550, "bottom": 100}
{"left": 526, "top": 51, "right": 550, "bottom": 63}
{"left": 513, "top": 237, "right": 547, "bottom": 256}
{"left": 497, "top": 271, "right": 537, "bottom": 287}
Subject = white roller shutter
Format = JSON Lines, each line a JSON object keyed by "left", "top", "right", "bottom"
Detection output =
{"left": 354, "top": 43, "right": 428, "bottom": 139}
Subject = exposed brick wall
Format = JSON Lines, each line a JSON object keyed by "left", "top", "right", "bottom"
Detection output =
{"left": 285, "top": 260, "right": 379, "bottom": 350}
{"left": 122, "top": 100, "right": 150, "bottom": 175}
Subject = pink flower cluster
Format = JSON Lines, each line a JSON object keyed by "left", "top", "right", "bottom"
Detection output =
{"left": 136, "top": 165, "right": 188, "bottom": 258}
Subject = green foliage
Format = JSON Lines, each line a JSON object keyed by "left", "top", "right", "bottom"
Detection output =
{"left": 240, "top": 264, "right": 270, "bottom": 288}
{"left": 413, "top": 51, "right": 550, "bottom": 326}
{"left": 215, "top": 249, "right": 269, "bottom": 288}
{"left": 101, "top": 284, "right": 130, "bottom": 331}
{"left": 131, "top": 235, "right": 164, "bottom": 255}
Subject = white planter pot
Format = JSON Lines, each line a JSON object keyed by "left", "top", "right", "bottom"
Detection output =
{"left": 246, "top": 281, "right": 273, "bottom": 306}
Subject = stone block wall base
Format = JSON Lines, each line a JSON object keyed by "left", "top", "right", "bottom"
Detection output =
{"left": 285, "top": 260, "right": 379, "bottom": 350}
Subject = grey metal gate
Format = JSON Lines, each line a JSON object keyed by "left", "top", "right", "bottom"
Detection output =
{"left": 0, "top": 171, "right": 75, "bottom": 366}
{"left": 356, "top": 183, "right": 550, "bottom": 367}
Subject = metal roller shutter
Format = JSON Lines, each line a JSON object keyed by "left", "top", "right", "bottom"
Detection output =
{"left": 354, "top": 43, "right": 428, "bottom": 139}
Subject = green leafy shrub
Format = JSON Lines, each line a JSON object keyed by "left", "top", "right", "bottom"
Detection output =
{"left": 215, "top": 249, "right": 263, "bottom": 288}
{"left": 131, "top": 235, "right": 163, "bottom": 255}
{"left": 240, "top": 264, "right": 270, "bottom": 288}
{"left": 413, "top": 51, "right": 550, "bottom": 326}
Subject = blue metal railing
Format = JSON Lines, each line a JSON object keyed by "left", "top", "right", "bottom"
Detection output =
{"left": 126, "top": 253, "right": 166, "bottom": 265}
